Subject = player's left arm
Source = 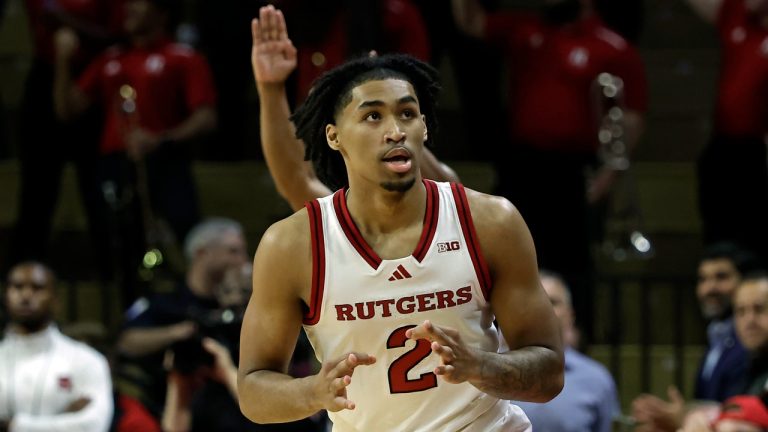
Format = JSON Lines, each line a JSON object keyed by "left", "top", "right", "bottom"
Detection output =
{"left": 407, "top": 190, "right": 564, "bottom": 402}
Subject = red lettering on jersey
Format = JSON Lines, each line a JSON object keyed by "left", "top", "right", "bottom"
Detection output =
{"left": 376, "top": 299, "right": 395, "bottom": 317}
{"left": 335, "top": 304, "right": 355, "bottom": 321}
{"left": 396, "top": 296, "right": 416, "bottom": 314}
{"left": 416, "top": 293, "right": 437, "bottom": 312}
{"left": 456, "top": 286, "right": 472, "bottom": 305}
{"left": 435, "top": 290, "right": 457, "bottom": 309}
{"left": 356, "top": 301, "right": 376, "bottom": 320}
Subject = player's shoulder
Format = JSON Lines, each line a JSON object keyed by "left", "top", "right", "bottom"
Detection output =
{"left": 461, "top": 186, "right": 522, "bottom": 227}
{"left": 258, "top": 207, "right": 312, "bottom": 254}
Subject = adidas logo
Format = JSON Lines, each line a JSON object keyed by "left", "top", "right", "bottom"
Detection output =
{"left": 388, "top": 264, "right": 412, "bottom": 281}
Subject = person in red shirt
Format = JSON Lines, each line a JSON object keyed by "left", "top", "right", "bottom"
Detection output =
{"left": 683, "top": 0, "right": 768, "bottom": 264}
{"left": 452, "top": 0, "right": 648, "bottom": 341}
{"left": 53, "top": 0, "right": 217, "bottom": 305}
{"left": 7, "top": 0, "right": 123, "bottom": 281}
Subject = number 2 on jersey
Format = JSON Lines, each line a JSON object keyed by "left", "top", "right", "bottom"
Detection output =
{"left": 386, "top": 325, "right": 438, "bottom": 394}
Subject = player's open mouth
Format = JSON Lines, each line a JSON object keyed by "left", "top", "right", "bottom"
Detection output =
{"left": 382, "top": 148, "right": 413, "bottom": 173}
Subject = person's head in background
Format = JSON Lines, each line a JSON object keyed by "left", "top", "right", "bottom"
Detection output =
{"left": 215, "top": 263, "right": 252, "bottom": 310}
{"left": 3, "top": 262, "right": 57, "bottom": 334}
{"left": 123, "top": 0, "right": 181, "bottom": 39}
{"left": 713, "top": 395, "right": 768, "bottom": 432}
{"left": 734, "top": 271, "right": 768, "bottom": 356}
{"left": 539, "top": 269, "right": 577, "bottom": 348}
{"left": 184, "top": 218, "right": 248, "bottom": 298}
{"left": 697, "top": 242, "right": 761, "bottom": 322}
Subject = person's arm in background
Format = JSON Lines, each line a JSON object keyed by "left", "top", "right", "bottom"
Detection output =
{"left": 116, "top": 321, "right": 198, "bottom": 357}
{"left": 681, "top": 0, "right": 723, "bottom": 24}
{"left": 252, "top": 6, "right": 459, "bottom": 212}
{"left": 125, "top": 51, "right": 218, "bottom": 161}
{"left": 52, "top": 28, "right": 92, "bottom": 122}
{"left": 9, "top": 347, "right": 114, "bottom": 432}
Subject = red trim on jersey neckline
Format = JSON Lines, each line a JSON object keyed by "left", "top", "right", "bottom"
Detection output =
{"left": 333, "top": 179, "right": 440, "bottom": 270}
{"left": 303, "top": 200, "right": 325, "bottom": 325}
{"left": 450, "top": 183, "right": 492, "bottom": 300}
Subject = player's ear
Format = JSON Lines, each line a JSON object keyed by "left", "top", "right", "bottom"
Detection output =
{"left": 421, "top": 114, "right": 428, "bottom": 141}
{"left": 326, "top": 124, "right": 340, "bottom": 150}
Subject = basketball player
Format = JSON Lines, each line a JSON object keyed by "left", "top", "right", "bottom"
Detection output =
{"left": 237, "top": 9, "right": 565, "bottom": 431}
{"left": 251, "top": 5, "right": 459, "bottom": 212}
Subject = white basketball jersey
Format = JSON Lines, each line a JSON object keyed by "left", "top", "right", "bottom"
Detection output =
{"left": 303, "top": 180, "right": 530, "bottom": 432}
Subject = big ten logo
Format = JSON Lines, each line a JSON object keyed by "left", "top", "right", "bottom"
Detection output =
{"left": 437, "top": 241, "right": 461, "bottom": 253}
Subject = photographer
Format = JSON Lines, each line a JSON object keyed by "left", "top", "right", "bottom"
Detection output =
{"left": 115, "top": 218, "right": 249, "bottom": 428}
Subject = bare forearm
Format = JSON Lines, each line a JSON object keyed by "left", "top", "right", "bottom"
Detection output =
{"left": 117, "top": 327, "right": 186, "bottom": 357}
{"left": 164, "top": 106, "right": 217, "bottom": 144}
{"left": 238, "top": 370, "right": 320, "bottom": 424}
{"left": 258, "top": 83, "right": 326, "bottom": 209}
{"left": 53, "top": 59, "right": 86, "bottom": 121}
{"left": 472, "top": 346, "right": 563, "bottom": 402}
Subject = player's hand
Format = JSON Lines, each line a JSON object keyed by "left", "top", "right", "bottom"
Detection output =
{"left": 312, "top": 352, "right": 376, "bottom": 412}
{"left": 54, "top": 27, "right": 80, "bottom": 61}
{"left": 251, "top": 5, "right": 297, "bottom": 85}
{"left": 406, "top": 320, "right": 481, "bottom": 384}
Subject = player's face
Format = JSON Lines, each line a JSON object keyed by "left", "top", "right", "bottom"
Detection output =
{"left": 734, "top": 279, "right": 768, "bottom": 352}
{"left": 5, "top": 264, "right": 55, "bottom": 332}
{"left": 696, "top": 258, "right": 740, "bottom": 320}
{"left": 328, "top": 79, "right": 428, "bottom": 193}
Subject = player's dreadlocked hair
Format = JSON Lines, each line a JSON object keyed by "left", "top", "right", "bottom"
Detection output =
{"left": 290, "top": 54, "right": 441, "bottom": 192}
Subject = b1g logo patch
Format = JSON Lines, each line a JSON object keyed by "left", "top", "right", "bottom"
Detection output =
{"left": 437, "top": 241, "right": 461, "bottom": 253}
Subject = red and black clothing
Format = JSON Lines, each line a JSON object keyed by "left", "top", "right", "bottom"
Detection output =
{"left": 9, "top": 0, "right": 122, "bottom": 278}
{"left": 483, "top": 12, "right": 647, "bottom": 338}
{"left": 698, "top": 0, "right": 768, "bottom": 261}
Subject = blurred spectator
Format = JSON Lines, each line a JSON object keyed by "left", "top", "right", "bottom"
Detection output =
{"left": 52, "top": 0, "right": 217, "bottom": 305}
{"left": 680, "top": 395, "right": 768, "bottom": 432}
{"left": 7, "top": 0, "right": 122, "bottom": 279}
{"left": 278, "top": 0, "right": 430, "bottom": 103}
{"left": 682, "top": 0, "right": 768, "bottom": 263}
{"left": 251, "top": 5, "right": 458, "bottom": 211}
{"left": 0, "top": 261, "right": 113, "bottom": 431}
{"left": 452, "top": 0, "right": 648, "bottom": 342}
{"left": 632, "top": 242, "right": 759, "bottom": 431}
{"left": 514, "top": 269, "right": 620, "bottom": 432}
{"left": 733, "top": 271, "right": 768, "bottom": 394}
{"left": 114, "top": 218, "right": 247, "bottom": 423}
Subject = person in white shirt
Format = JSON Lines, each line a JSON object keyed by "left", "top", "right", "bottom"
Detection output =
{"left": 0, "top": 262, "right": 113, "bottom": 432}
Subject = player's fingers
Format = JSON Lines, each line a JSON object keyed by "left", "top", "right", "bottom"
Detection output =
{"left": 276, "top": 10, "right": 288, "bottom": 40}
{"left": 258, "top": 6, "right": 272, "bottom": 41}
{"left": 434, "top": 364, "right": 455, "bottom": 376}
{"left": 330, "top": 396, "right": 355, "bottom": 411}
{"left": 431, "top": 342, "right": 455, "bottom": 362}
{"left": 330, "top": 375, "right": 351, "bottom": 394}
{"left": 265, "top": 6, "right": 278, "bottom": 40}
{"left": 251, "top": 18, "right": 260, "bottom": 44}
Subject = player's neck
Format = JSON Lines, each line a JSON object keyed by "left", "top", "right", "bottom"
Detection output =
{"left": 345, "top": 179, "right": 426, "bottom": 234}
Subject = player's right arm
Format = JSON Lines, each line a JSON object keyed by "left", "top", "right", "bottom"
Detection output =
{"left": 681, "top": 0, "right": 723, "bottom": 24}
{"left": 252, "top": 6, "right": 332, "bottom": 211}
{"left": 237, "top": 212, "right": 375, "bottom": 423}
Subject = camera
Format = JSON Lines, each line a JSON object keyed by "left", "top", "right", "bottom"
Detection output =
{"left": 170, "top": 305, "right": 243, "bottom": 375}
